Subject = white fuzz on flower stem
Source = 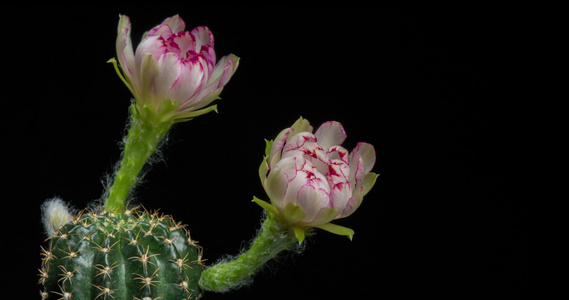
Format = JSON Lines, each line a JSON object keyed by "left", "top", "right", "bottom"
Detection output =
{"left": 41, "top": 197, "right": 73, "bottom": 236}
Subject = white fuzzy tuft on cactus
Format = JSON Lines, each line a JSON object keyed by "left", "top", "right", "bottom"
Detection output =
{"left": 41, "top": 197, "right": 73, "bottom": 236}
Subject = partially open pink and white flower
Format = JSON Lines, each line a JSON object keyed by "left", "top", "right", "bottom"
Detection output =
{"left": 110, "top": 15, "right": 239, "bottom": 123}
{"left": 255, "top": 117, "right": 378, "bottom": 243}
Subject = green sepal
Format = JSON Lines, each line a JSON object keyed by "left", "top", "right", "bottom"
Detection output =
{"left": 258, "top": 159, "right": 269, "bottom": 189}
{"left": 252, "top": 196, "right": 279, "bottom": 217}
{"left": 173, "top": 104, "right": 219, "bottom": 123}
{"left": 283, "top": 202, "right": 307, "bottom": 224}
{"left": 259, "top": 139, "right": 273, "bottom": 188}
{"left": 141, "top": 30, "right": 150, "bottom": 40}
{"left": 264, "top": 139, "right": 273, "bottom": 158}
{"left": 314, "top": 223, "right": 355, "bottom": 241}
{"left": 289, "top": 116, "right": 313, "bottom": 139}
{"left": 108, "top": 57, "right": 136, "bottom": 97}
{"left": 363, "top": 172, "right": 379, "bottom": 196}
{"left": 293, "top": 227, "right": 306, "bottom": 244}
{"left": 156, "top": 98, "right": 181, "bottom": 117}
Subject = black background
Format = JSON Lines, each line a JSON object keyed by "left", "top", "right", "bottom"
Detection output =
{"left": 2, "top": 4, "right": 555, "bottom": 299}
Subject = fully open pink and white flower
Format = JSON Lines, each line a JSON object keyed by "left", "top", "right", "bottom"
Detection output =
{"left": 256, "top": 117, "right": 378, "bottom": 242}
{"left": 112, "top": 15, "right": 239, "bottom": 123}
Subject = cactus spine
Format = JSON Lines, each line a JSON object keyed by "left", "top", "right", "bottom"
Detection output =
{"left": 39, "top": 208, "right": 204, "bottom": 299}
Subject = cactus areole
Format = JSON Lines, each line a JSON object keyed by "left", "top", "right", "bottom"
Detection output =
{"left": 39, "top": 208, "right": 204, "bottom": 300}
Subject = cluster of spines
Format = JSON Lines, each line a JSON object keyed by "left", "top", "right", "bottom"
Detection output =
{"left": 39, "top": 207, "right": 205, "bottom": 300}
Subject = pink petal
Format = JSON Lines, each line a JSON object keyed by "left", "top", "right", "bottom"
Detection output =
{"left": 274, "top": 156, "right": 302, "bottom": 184}
{"left": 146, "top": 23, "right": 175, "bottom": 40}
{"left": 269, "top": 128, "right": 294, "bottom": 168}
{"left": 308, "top": 207, "right": 340, "bottom": 226}
{"left": 200, "top": 44, "right": 216, "bottom": 76}
{"left": 329, "top": 181, "right": 352, "bottom": 212}
{"left": 191, "top": 26, "right": 214, "bottom": 49}
{"left": 173, "top": 58, "right": 206, "bottom": 105}
{"left": 281, "top": 170, "right": 310, "bottom": 208}
{"left": 310, "top": 147, "right": 331, "bottom": 176}
{"left": 294, "top": 184, "right": 331, "bottom": 222}
{"left": 205, "top": 54, "right": 239, "bottom": 87}
{"left": 314, "top": 121, "right": 347, "bottom": 150}
{"left": 283, "top": 132, "right": 317, "bottom": 154}
{"left": 154, "top": 53, "right": 183, "bottom": 99}
{"left": 353, "top": 142, "right": 376, "bottom": 174}
{"left": 327, "top": 160, "right": 350, "bottom": 186}
{"left": 348, "top": 151, "right": 365, "bottom": 192}
{"left": 339, "top": 187, "right": 364, "bottom": 219}
{"left": 327, "top": 145, "right": 350, "bottom": 164}
{"left": 116, "top": 15, "right": 135, "bottom": 78}
{"left": 189, "top": 54, "right": 239, "bottom": 110}
{"left": 135, "top": 35, "right": 168, "bottom": 66}
{"left": 170, "top": 31, "right": 195, "bottom": 59}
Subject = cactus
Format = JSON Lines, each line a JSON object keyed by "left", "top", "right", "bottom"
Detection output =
{"left": 39, "top": 207, "right": 204, "bottom": 300}
{"left": 38, "top": 14, "right": 378, "bottom": 299}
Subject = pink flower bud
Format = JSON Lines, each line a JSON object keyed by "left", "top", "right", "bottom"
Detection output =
{"left": 113, "top": 15, "right": 239, "bottom": 123}
{"left": 257, "top": 117, "right": 379, "bottom": 242}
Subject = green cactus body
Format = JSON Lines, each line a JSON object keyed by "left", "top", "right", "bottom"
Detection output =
{"left": 39, "top": 208, "right": 204, "bottom": 300}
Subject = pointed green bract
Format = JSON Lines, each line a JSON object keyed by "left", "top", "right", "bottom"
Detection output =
{"left": 252, "top": 197, "right": 279, "bottom": 217}
{"left": 289, "top": 116, "right": 313, "bottom": 139}
{"left": 253, "top": 196, "right": 353, "bottom": 243}
{"left": 264, "top": 139, "right": 273, "bottom": 158}
{"left": 108, "top": 57, "right": 135, "bottom": 97}
{"left": 293, "top": 227, "right": 306, "bottom": 244}
{"left": 314, "top": 223, "right": 355, "bottom": 241}
{"left": 282, "top": 202, "right": 307, "bottom": 225}
{"left": 363, "top": 172, "right": 379, "bottom": 196}
{"left": 173, "top": 104, "right": 219, "bottom": 123}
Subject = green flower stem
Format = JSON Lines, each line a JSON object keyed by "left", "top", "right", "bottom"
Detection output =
{"left": 104, "top": 109, "right": 172, "bottom": 212}
{"left": 199, "top": 212, "right": 297, "bottom": 293}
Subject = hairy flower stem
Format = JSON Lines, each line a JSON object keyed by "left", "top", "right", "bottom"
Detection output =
{"left": 104, "top": 110, "right": 172, "bottom": 212}
{"left": 199, "top": 212, "right": 298, "bottom": 292}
